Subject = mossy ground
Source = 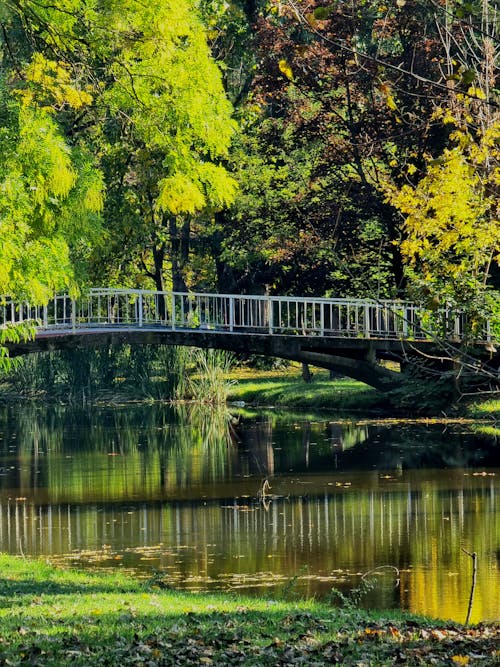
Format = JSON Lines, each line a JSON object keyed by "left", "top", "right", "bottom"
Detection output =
{"left": 0, "top": 554, "right": 498, "bottom": 666}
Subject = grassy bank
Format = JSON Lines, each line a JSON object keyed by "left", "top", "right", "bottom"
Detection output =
{"left": 465, "top": 397, "right": 500, "bottom": 421}
{"left": 227, "top": 366, "right": 384, "bottom": 412}
{"left": 227, "top": 366, "right": 500, "bottom": 421}
{"left": 0, "top": 555, "right": 498, "bottom": 666}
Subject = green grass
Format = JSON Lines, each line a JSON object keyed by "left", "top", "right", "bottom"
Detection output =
{"left": 0, "top": 554, "right": 497, "bottom": 666}
{"left": 227, "top": 366, "right": 384, "bottom": 412}
{"left": 227, "top": 366, "right": 500, "bottom": 419}
{"left": 465, "top": 397, "right": 500, "bottom": 421}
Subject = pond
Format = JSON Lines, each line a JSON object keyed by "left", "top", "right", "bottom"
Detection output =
{"left": 0, "top": 403, "right": 498, "bottom": 624}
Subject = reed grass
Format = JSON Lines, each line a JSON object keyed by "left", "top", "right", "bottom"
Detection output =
{"left": 183, "top": 349, "right": 236, "bottom": 404}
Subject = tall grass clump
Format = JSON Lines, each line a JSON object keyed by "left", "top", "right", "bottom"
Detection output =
{"left": 125, "top": 344, "right": 190, "bottom": 401}
{"left": 182, "top": 349, "right": 236, "bottom": 404}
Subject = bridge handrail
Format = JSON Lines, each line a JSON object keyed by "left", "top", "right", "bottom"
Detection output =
{"left": 0, "top": 288, "right": 495, "bottom": 343}
{"left": 86, "top": 287, "right": 422, "bottom": 308}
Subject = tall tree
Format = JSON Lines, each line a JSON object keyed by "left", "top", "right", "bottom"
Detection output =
{"left": 1, "top": 0, "right": 237, "bottom": 295}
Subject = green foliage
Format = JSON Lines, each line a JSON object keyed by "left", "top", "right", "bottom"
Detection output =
{"left": 183, "top": 348, "right": 236, "bottom": 403}
{"left": 2, "top": 344, "right": 237, "bottom": 404}
{"left": 219, "top": 109, "right": 396, "bottom": 296}
{"left": 1, "top": 0, "right": 237, "bottom": 294}
{"left": 0, "top": 81, "right": 103, "bottom": 302}
{"left": 83, "top": 0, "right": 237, "bottom": 289}
{"left": 0, "top": 321, "right": 37, "bottom": 372}
{"left": 2, "top": 345, "right": 188, "bottom": 402}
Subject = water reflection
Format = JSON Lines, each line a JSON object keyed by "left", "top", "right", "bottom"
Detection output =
{"left": 0, "top": 404, "right": 498, "bottom": 623}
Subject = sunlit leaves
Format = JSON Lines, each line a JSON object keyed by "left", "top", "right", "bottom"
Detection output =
{"left": 22, "top": 54, "right": 93, "bottom": 111}
{"left": 385, "top": 118, "right": 500, "bottom": 335}
{"left": 157, "top": 175, "right": 207, "bottom": 215}
{"left": 0, "top": 81, "right": 103, "bottom": 302}
{"left": 278, "top": 59, "right": 294, "bottom": 81}
{"left": 1, "top": 0, "right": 237, "bottom": 293}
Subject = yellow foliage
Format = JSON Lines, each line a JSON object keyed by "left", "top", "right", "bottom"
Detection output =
{"left": 23, "top": 53, "right": 93, "bottom": 110}
{"left": 385, "top": 116, "right": 500, "bottom": 296}
{"left": 467, "top": 86, "right": 486, "bottom": 100}
{"left": 278, "top": 59, "right": 294, "bottom": 81}
{"left": 156, "top": 174, "right": 206, "bottom": 215}
{"left": 386, "top": 94, "right": 397, "bottom": 111}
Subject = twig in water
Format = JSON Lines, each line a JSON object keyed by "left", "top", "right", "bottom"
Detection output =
{"left": 461, "top": 547, "right": 478, "bottom": 625}
{"left": 257, "top": 479, "right": 272, "bottom": 504}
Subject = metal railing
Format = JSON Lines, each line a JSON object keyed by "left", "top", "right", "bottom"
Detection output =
{"left": 0, "top": 288, "right": 494, "bottom": 342}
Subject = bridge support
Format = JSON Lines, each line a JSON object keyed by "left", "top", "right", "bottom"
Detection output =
{"left": 292, "top": 351, "right": 401, "bottom": 392}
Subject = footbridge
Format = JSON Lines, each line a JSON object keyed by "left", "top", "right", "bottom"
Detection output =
{"left": 2, "top": 288, "right": 498, "bottom": 391}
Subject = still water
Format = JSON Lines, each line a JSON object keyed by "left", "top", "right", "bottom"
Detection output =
{"left": 0, "top": 403, "right": 498, "bottom": 623}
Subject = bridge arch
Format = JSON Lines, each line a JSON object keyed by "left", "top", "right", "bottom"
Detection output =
{"left": 3, "top": 288, "right": 497, "bottom": 392}
{"left": 7, "top": 327, "right": 404, "bottom": 392}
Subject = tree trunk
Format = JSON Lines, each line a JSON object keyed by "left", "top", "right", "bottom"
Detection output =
{"left": 152, "top": 243, "right": 167, "bottom": 320}
{"left": 302, "top": 363, "right": 313, "bottom": 383}
{"left": 169, "top": 217, "right": 189, "bottom": 293}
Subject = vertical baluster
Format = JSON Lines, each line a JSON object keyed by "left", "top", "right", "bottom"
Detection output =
{"left": 229, "top": 296, "right": 234, "bottom": 332}
{"left": 364, "top": 303, "right": 370, "bottom": 338}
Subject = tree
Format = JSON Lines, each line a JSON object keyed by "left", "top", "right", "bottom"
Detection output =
{"left": 0, "top": 36, "right": 104, "bottom": 366}
{"left": 386, "top": 123, "right": 499, "bottom": 340}
{"left": 1, "top": 0, "right": 237, "bottom": 296}
{"left": 385, "top": 0, "right": 499, "bottom": 344}
{"left": 208, "top": 0, "right": 445, "bottom": 296}
{"left": 0, "top": 79, "right": 103, "bottom": 302}
{"left": 83, "top": 0, "right": 238, "bottom": 293}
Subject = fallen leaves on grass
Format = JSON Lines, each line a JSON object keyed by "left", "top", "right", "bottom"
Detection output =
{"left": 0, "top": 611, "right": 498, "bottom": 666}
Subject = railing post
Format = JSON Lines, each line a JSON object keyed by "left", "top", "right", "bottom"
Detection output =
{"left": 268, "top": 296, "right": 273, "bottom": 334}
{"left": 402, "top": 307, "right": 408, "bottom": 338}
{"left": 138, "top": 293, "right": 143, "bottom": 327}
{"left": 320, "top": 302, "right": 325, "bottom": 337}
{"left": 364, "top": 304, "right": 371, "bottom": 338}
{"left": 229, "top": 297, "right": 235, "bottom": 332}
{"left": 171, "top": 293, "right": 176, "bottom": 330}
{"left": 71, "top": 299, "right": 76, "bottom": 332}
